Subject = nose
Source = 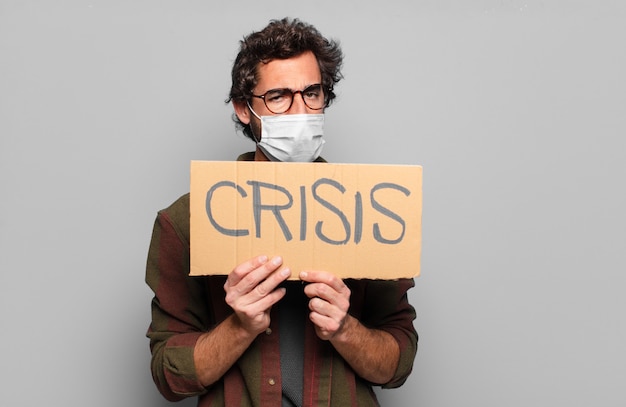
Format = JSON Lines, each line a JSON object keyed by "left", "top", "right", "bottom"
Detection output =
{"left": 287, "top": 91, "right": 307, "bottom": 114}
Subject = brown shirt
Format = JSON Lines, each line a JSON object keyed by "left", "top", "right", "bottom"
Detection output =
{"left": 145, "top": 155, "right": 418, "bottom": 406}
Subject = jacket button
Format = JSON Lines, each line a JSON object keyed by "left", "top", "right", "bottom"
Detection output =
{"left": 268, "top": 378, "right": 276, "bottom": 386}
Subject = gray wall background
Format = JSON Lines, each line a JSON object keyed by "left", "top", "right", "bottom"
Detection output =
{"left": 1, "top": 1, "right": 624, "bottom": 406}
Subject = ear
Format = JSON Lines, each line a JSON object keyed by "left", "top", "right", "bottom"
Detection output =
{"left": 233, "top": 100, "right": 251, "bottom": 125}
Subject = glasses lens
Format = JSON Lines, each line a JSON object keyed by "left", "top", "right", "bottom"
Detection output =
{"left": 263, "top": 89, "right": 292, "bottom": 114}
{"left": 301, "top": 84, "right": 325, "bottom": 110}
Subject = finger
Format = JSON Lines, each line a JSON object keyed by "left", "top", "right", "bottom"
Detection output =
{"left": 251, "top": 266, "right": 292, "bottom": 300}
{"left": 253, "top": 285, "right": 288, "bottom": 312}
{"left": 299, "top": 270, "right": 346, "bottom": 293}
{"left": 232, "top": 286, "right": 287, "bottom": 335}
{"left": 308, "top": 296, "right": 344, "bottom": 321}
{"left": 232, "top": 256, "right": 284, "bottom": 295}
{"left": 303, "top": 281, "right": 350, "bottom": 312}
{"left": 308, "top": 309, "right": 342, "bottom": 339}
{"left": 227, "top": 255, "right": 269, "bottom": 286}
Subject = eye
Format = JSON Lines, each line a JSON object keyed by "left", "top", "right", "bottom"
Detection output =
{"left": 303, "top": 85, "right": 322, "bottom": 100}
{"left": 265, "top": 89, "right": 289, "bottom": 103}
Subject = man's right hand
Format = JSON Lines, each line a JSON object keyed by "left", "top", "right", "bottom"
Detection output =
{"left": 194, "top": 255, "right": 290, "bottom": 387}
{"left": 224, "top": 255, "right": 291, "bottom": 335}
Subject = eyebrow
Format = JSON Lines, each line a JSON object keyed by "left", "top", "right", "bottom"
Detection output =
{"left": 263, "top": 83, "right": 322, "bottom": 94}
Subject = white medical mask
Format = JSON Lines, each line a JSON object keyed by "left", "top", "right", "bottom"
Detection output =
{"left": 248, "top": 104, "right": 325, "bottom": 162}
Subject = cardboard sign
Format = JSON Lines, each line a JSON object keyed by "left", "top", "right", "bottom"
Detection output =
{"left": 190, "top": 161, "right": 422, "bottom": 280}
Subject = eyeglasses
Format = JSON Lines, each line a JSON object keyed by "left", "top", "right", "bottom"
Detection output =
{"left": 250, "top": 83, "right": 328, "bottom": 114}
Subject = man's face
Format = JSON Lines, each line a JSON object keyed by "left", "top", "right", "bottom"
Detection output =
{"left": 234, "top": 50, "right": 323, "bottom": 143}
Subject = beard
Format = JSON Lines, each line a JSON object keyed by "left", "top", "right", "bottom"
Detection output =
{"left": 249, "top": 116, "right": 262, "bottom": 142}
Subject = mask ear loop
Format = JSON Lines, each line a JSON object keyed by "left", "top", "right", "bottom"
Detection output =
{"left": 246, "top": 102, "right": 263, "bottom": 144}
{"left": 246, "top": 102, "right": 262, "bottom": 120}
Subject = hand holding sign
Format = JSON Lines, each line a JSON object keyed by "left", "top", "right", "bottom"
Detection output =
{"left": 224, "top": 255, "right": 291, "bottom": 335}
{"left": 300, "top": 270, "right": 351, "bottom": 340}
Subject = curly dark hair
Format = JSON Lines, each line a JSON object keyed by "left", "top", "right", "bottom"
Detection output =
{"left": 227, "top": 18, "right": 344, "bottom": 140}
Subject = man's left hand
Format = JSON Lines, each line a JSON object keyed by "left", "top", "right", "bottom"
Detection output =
{"left": 299, "top": 270, "right": 351, "bottom": 340}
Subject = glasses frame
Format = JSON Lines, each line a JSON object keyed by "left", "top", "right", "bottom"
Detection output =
{"left": 250, "top": 83, "right": 328, "bottom": 114}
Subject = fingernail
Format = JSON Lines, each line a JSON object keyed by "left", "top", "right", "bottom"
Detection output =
{"left": 300, "top": 271, "right": 308, "bottom": 279}
{"left": 281, "top": 267, "right": 291, "bottom": 278}
{"left": 272, "top": 256, "right": 283, "bottom": 266}
{"left": 258, "top": 255, "right": 268, "bottom": 263}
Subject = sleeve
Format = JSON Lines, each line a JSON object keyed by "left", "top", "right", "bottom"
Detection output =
{"left": 361, "top": 279, "right": 418, "bottom": 389}
{"left": 145, "top": 198, "right": 212, "bottom": 401}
